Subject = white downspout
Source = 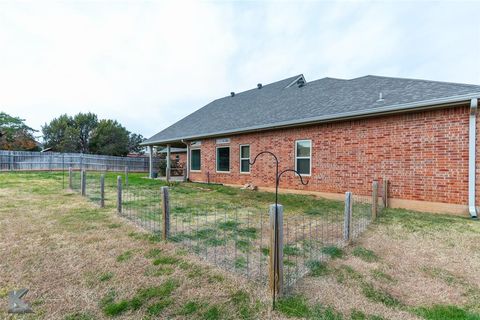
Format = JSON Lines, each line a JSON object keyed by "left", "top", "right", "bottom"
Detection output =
{"left": 148, "top": 145, "right": 153, "bottom": 179}
{"left": 469, "top": 98, "right": 478, "bottom": 218}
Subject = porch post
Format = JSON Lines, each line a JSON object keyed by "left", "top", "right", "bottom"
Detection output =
{"left": 148, "top": 145, "right": 154, "bottom": 179}
{"left": 186, "top": 143, "right": 190, "bottom": 181}
{"left": 166, "top": 144, "right": 171, "bottom": 182}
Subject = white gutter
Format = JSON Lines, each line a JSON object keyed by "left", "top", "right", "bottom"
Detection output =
{"left": 469, "top": 98, "right": 478, "bottom": 218}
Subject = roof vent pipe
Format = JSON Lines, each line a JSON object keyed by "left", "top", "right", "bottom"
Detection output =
{"left": 377, "top": 92, "right": 385, "bottom": 102}
{"left": 230, "top": 92, "right": 235, "bottom": 97}
{"left": 257, "top": 83, "right": 262, "bottom": 89}
{"left": 468, "top": 98, "right": 478, "bottom": 219}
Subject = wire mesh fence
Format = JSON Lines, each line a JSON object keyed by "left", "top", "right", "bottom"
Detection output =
{"left": 84, "top": 172, "right": 105, "bottom": 206}
{"left": 121, "top": 185, "right": 163, "bottom": 234}
{"left": 70, "top": 170, "right": 82, "bottom": 193}
{"left": 66, "top": 171, "right": 386, "bottom": 296}
{"left": 350, "top": 194, "right": 373, "bottom": 240}
{"left": 169, "top": 200, "right": 271, "bottom": 284}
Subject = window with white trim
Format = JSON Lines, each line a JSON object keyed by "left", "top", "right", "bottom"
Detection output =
{"left": 295, "top": 140, "right": 311, "bottom": 175}
{"left": 216, "top": 147, "right": 230, "bottom": 172}
{"left": 190, "top": 149, "right": 201, "bottom": 171}
{"left": 240, "top": 145, "right": 250, "bottom": 173}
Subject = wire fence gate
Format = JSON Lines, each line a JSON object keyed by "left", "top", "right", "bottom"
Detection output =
{"left": 69, "top": 170, "right": 389, "bottom": 299}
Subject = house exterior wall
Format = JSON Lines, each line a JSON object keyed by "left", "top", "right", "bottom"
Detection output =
{"left": 188, "top": 103, "right": 476, "bottom": 213}
{"left": 171, "top": 152, "right": 187, "bottom": 166}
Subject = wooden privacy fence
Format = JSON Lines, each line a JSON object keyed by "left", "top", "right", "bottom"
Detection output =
{"left": 0, "top": 150, "right": 162, "bottom": 172}
{"left": 69, "top": 170, "right": 389, "bottom": 304}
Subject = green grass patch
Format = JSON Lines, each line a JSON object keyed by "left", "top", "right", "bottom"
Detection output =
{"left": 99, "top": 272, "right": 114, "bottom": 282}
{"left": 178, "top": 300, "right": 203, "bottom": 315}
{"left": 276, "top": 295, "right": 310, "bottom": 318}
{"left": 234, "top": 257, "right": 247, "bottom": 269}
{"left": 414, "top": 305, "right": 480, "bottom": 320}
{"left": 100, "top": 279, "right": 179, "bottom": 316}
{"left": 352, "top": 247, "right": 379, "bottom": 263}
{"left": 152, "top": 256, "right": 179, "bottom": 265}
{"left": 284, "top": 245, "right": 301, "bottom": 256}
{"left": 107, "top": 223, "right": 122, "bottom": 229}
{"left": 203, "top": 305, "right": 222, "bottom": 320}
{"left": 421, "top": 266, "right": 462, "bottom": 286}
{"left": 306, "top": 260, "right": 329, "bottom": 276}
{"left": 238, "top": 227, "right": 258, "bottom": 239}
{"left": 144, "top": 265, "right": 175, "bottom": 277}
{"left": 116, "top": 250, "right": 133, "bottom": 262}
{"left": 378, "top": 208, "right": 476, "bottom": 233}
{"left": 370, "top": 269, "right": 395, "bottom": 283}
{"left": 231, "top": 290, "right": 255, "bottom": 319}
{"left": 361, "top": 283, "right": 401, "bottom": 307}
{"left": 322, "top": 246, "right": 343, "bottom": 259}
{"left": 64, "top": 312, "right": 96, "bottom": 320}
{"left": 145, "top": 248, "right": 163, "bottom": 259}
{"left": 261, "top": 247, "right": 269, "bottom": 256}
{"left": 218, "top": 220, "right": 240, "bottom": 231}
{"left": 334, "top": 265, "right": 364, "bottom": 284}
{"left": 310, "top": 304, "right": 343, "bottom": 319}
{"left": 147, "top": 299, "right": 172, "bottom": 315}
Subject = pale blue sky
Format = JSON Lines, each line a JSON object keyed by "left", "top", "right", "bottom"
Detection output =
{"left": 1, "top": 0, "right": 479, "bottom": 139}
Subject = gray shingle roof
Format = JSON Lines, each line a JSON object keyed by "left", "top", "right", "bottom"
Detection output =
{"left": 144, "top": 74, "right": 480, "bottom": 145}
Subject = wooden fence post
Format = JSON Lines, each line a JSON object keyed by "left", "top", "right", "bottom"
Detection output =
{"left": 100, "top": 174, "right": 105, "bottom": 208}
{"left": 161, "top": 186, "right": 170, "bottom": 240}
{"left": 117, "top": 176, "right": 122, "bottom": 214}
{"left": 269, "top": 204, "right": 284, "bottom": 302}
{"left": 81, "top": 170, "right": 86, "bottom": 196}
{"left": 372, "top": 181, "right": 378, "bottom": 220}
{"left": 382, "top": 178, "right": 389, "bottom": 208}
{"left": 125, "top": 166, "right": 129, "bottom": 187}
{"left": 9, "top": 151, "right": 13, "bottom": 171}
{"left": 68, "top": 167, "right": 73, "bottom": 189}
{"left": 343, "top": 192, "right": 352, "bottom": 242}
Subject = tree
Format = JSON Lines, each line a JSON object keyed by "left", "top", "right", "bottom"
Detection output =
{"left": 41, "top": 114, "right": 78, "bottom": 152}
{"left": 89, "top": 119, "right": 130, "bottom": 156}
{"left": 42, "top": 112, "right": 98, "bottom": 153}
{"left": 0, "top": 112, "right": 39, "bottom": 151}
{"left": 73, "top": 112, "right": 98, "bottom": 153}
{"left": 128, "top": 133, "right": 146, "bottom": 154}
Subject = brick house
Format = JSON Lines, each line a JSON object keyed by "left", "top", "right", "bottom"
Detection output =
{"left": 158, "top": 147, "right": 187, "bottom": 175}
{"left": 142, "top": 75, "right": 480, "bottom": 216}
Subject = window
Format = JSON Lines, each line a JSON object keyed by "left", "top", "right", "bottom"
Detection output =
{"left": 295, "top": 140, "right": 311, "bottom": 175}
{"left": 216, "top": 147, "right": 230, "bottom": 172}
{"left": 190, "top": 149, "right": 201, "bottom": 171}
{"left": 240, "top": 145, "right": 250, "bottom": 173}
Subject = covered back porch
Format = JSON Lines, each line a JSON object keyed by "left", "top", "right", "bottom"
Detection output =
{"left": 145, "top": 141, "right": 189, "bottom": 183}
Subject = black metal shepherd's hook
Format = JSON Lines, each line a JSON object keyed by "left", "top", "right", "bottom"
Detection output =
{"left": 249, "top": 151, "right": 309, "bottom": 307}
{"left": 249, "top": 151, "right": 309, "bottom": 209}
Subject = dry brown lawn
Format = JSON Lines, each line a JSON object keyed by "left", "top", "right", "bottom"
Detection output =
{"left": 1, "top": 172, "right": 479, "bottom": 320}
{"left": 295, "top": 207, "right": 480, "bottom": 319}
{"left": 0, "top": 173, "right": 276, "bottom": 320}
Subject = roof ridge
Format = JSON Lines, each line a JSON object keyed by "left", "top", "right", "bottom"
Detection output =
{"left": 355, "top": 74, "right": 480, "bottom": 87}
{"left": 220, "top": 74, "right": 304, "bottom": 98}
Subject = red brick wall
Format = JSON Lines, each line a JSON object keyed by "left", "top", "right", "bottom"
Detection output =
{"left": 171, "top": 152, "right": 186, "bottom": 167}
{"left": 189, "top": 104, "right": 474, "bottom": 205}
